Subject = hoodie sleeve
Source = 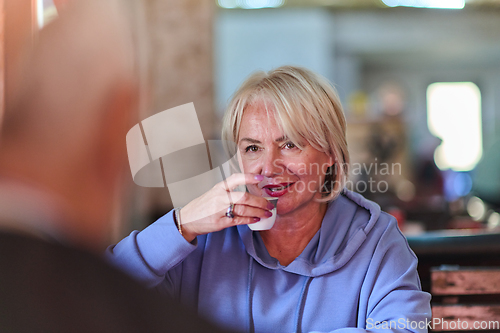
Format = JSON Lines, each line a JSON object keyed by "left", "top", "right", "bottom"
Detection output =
{"left": 350, "top": 213, "right": 432, "bottom": 333}
{"left": 104, "top": 210, "right": 198, "bottom": 289}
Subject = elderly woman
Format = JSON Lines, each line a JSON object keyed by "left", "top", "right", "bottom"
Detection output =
{"left": 107, "top": 66, "right": 431, "bottom": 333}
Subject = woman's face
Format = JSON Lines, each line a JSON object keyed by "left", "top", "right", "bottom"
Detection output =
{"left": 237, "top": 100, "right": 333, "bottom": 217}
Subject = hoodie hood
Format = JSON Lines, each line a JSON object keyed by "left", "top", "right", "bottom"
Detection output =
{"left": 238, "top": 189, "right": 381, "bottom": 277}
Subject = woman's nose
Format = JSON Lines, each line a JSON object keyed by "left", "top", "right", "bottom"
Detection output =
{"left": 261, "top": 149, "right": 282, "bottom": 177}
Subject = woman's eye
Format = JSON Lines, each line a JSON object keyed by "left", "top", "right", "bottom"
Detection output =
{"left": 245, "top": 145, "right": 259, "bottom": 153}
{"left": 283, "top": 142, "right": 296, "bottom": 150}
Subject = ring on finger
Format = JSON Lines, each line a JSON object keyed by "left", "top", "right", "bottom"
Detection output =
{"left": 225, "top": 203, "right": 235, "bottom": 219}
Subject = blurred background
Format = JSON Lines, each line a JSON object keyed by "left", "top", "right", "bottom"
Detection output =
{"left": 213, "top": 0, "right": 500, "bottom": 238}
{"left": 2, "top": 0, "right": 500, "bottom": 239}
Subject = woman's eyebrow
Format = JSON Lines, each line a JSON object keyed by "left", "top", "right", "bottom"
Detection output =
{"left": 239, "top": 136, "right": 289, "bottom": 144}
{"left": 275, "top": 135, "right": 288, "bottom": 142}
{"left": 239, "top": 137, "right": 261, "bottom": 144}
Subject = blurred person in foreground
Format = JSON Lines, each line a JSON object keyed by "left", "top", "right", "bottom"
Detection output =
{"left": 0, "top": 0, "right": 224, "bottom": 332}
{"left": 107, "top": 66, "right": 432, "bottom": 333}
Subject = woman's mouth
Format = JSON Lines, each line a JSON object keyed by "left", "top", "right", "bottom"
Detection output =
{"left": 263, "top": 183, "right": 293, "bottom": 197}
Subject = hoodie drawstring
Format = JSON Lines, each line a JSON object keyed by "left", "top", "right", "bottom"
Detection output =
{"left": 247, "top": 257, "right": 254, "bottom": 333}
{"left": 247, "top": 256, "right": 312, "bottom": 333}
{"left": 294, "top": 276, "right": 312, "bottom": 333}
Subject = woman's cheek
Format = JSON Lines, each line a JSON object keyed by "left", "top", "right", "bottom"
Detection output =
{"left": 238, "top": 158, "right": 255, "bottom": 174}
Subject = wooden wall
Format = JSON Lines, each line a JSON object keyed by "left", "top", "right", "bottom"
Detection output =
{"left": 130, "top": 0, "right": 216, "bottom": 228}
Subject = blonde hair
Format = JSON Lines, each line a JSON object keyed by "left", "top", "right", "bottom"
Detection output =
{"left": 221, "top": 65, "right": 349, "bottom": 202}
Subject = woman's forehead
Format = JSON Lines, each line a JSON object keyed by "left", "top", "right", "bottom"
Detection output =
{"left": 239, "top": 103, "right": 283, "bottom": 139}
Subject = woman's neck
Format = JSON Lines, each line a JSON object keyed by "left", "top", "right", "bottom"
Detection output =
{"left": 259, "top": 201, "right": 328, "bottom": 266}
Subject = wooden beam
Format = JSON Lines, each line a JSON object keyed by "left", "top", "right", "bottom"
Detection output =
{"left": 432, "top": 268, "right": 500, "bottom": 295}
{"left": 432, "top": 305, "right": 500, "bottom": 331}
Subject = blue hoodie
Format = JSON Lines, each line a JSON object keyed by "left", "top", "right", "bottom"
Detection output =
{"left": 106, "top": 190, "right": 431, "bottom": 333}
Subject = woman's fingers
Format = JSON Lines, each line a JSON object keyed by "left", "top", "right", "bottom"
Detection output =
{"left": 229, "top": 216, "right": 262, "bottom": 226}
{"left": 180, "top": 173, "right": 274, "bottom": 241}
{"left": 220, "top": 173, "right": 273, "bottom": 211}
{"left": 230, "top": 191, "right": 274, "bottom": 211}
{"left": 222, "top": 173, "right": 263, "bottom": 192}
{"left": 232, "top": 204, "right": 273, "bottom": 220}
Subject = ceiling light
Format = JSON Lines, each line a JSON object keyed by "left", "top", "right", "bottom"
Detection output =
{"left": 218, "top": 0, "right": 285, "bottom": 9}
{"left": 382, "top": 0, "right": 465, "bottom": 9}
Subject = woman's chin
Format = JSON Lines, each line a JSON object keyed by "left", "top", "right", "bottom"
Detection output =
{"left": 275, "top": 199, "right": 295, "bottom": 216}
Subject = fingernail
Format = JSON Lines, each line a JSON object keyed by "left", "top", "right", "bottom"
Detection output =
{"left": 264, "top": 211, "right": 273, "bottom": 217}
{"left": 253, "top": 217, "right": 261, "bottom": 222}
{"left": 267, "top": 202, "right": 275, "bottom": 210}
{"left": 254, "top": 175, "right": 264, "bottom": 181}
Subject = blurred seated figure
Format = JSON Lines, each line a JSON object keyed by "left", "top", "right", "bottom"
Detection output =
{"left": 0, "top": 0, "right": 225, "bottom": 332}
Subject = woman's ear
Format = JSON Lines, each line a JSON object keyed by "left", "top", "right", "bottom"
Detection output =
{"left": 327, "top": 153, "right": 335, "bottom": 170}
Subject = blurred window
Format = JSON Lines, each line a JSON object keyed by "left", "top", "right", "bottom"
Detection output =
{"left": 427, "top": 82, "right": 482, "bottom": 172}
{"left": 381, "top": 0, "right": 465, "bottom": 9}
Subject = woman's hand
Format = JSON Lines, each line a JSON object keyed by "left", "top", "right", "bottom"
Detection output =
{"left": 179, "top": 173, "right": 274, "bottom": 242}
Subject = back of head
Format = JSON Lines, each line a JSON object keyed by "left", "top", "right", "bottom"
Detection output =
{"left": 2, "top": 0, "right": 139, "bottom": 148}
{"left": 0, "top": 0, "right": 146, "bottom": 250}
{"left": 0, "top": 3, "right": 229, "bottom": 332}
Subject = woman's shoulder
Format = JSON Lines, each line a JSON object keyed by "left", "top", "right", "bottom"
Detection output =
{"left": 326, "top": 190, "right": 408, "bottom": 252}
{"left": 335, "top": 189, "right": 399, "bottom": 234}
